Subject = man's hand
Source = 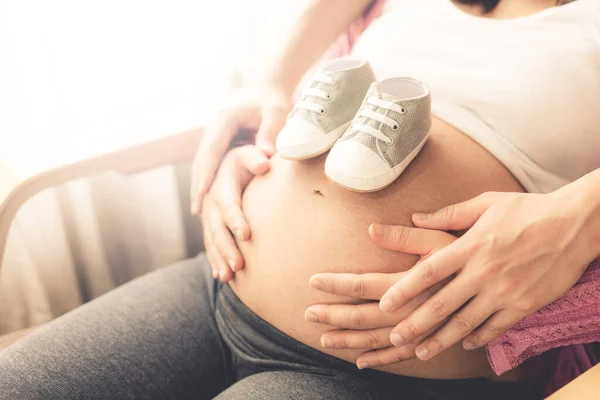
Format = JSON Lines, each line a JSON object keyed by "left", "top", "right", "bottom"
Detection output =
{"left": 202, "top": 145, "right": 270, "bottom": 282}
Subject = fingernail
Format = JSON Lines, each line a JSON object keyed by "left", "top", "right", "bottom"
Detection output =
{"left": 413, "top": 213, "right": 430, "bottom": 221}
{"left": 371, "top": 223, "right": 387, "bottom": 237}
{"left": 380, "top": 297, "right": 396, "bottom": 313}
{"left": 253, "top": 159, "right": 268, "bottom": 168}
{"left": 321, "top": 336, "right": 334, "bottom": 348}
{"left": 260, "top": 143, "right": 275, "bottom": 154}
{"left": 463, "top": 340, "right": 475, "bottom": 350}
{"left": 228, "top": 258, "right": 236, "bottom": 271}
{"left": 357, "top": 361, "right": 370, "bottom": 370}
{"left": 235, "top": 229, "right": 245, "bottom": 241}
{"left": 305, "top": 310, "right": 318, "bottom": 322}
{"left": 390, "top": 333, "right": 405, "bottom": 346}
{"left": 309, "top": 277, "right": 323, "bottom": 290}
{"left": 415, "top": 346, "right": 430, "bottom": 360}
{"left": 212, "top": 270, "right": 219, "bottom": 279}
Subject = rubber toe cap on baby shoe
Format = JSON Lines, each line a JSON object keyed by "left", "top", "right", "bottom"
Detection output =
{"left": 326, "top": 140, "right": 389, "bottom": 178}
{"left": 276, "top": 118, "right": 329, "bottom": 159}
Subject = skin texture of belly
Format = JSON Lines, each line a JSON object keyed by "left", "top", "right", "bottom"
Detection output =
{"left": 229, "top": 118, "right": 524, "bottom": 379}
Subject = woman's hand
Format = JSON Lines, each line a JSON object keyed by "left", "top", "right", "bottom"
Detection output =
{"left": 202, "top": 145, "right": 271, "bottom": 282}
{"left": 306, "top": 225, "right": 456, "bottom": 369}
{"left": 190, "top": 86, "right": 291, "bottom": 215}
{"left": 380, "top": 190, "right": 599, "bottom": 362}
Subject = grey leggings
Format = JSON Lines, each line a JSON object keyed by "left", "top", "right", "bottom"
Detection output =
{"left": 0, "top": 254, "right": 532, "bottom": 399}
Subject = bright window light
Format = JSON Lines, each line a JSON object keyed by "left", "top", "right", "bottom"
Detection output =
{"left": 0, "top": 0, "right": 249, "bottom": 176}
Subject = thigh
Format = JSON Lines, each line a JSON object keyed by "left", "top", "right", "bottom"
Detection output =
{"left": 0, "top": 254, "right": 230, "bottom": 400}
{"left": 215, "top": 371, "right": 380, "bottom": 400}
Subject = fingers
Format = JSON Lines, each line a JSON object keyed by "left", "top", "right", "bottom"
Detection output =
{"left": 319, "top": 327, "right": 393, "bottom": 350}
{"left": 306, "top": 281, "right": 444, "bottom": 330}
{"left": 379, "top": 243, "right": 468, "bottom": 313}
{"left": 203, "top": 226, "right": 220, "bottom": 279}
{"left": 205, "top": 200, "right": 243, "bottom": 281}
{"left": 369, "top": 224, "right": 456, "bottom": 255}
{"left": 190, "top": 117, "right": 240, "bottom": 215}
{"left": 412, "top": 192, "right": 511, "bottom": 231}
{"left": 355, "top": 343, "right": 419, "bottom": 369}
{"left": 200, "top": 144, "right": 268, "bottom": 281}
{"left": 216, "top": 196, "right": 249, "bottom": 243}
{"left": 234, "top": 145, "right": 271, "bottom": 177}
{"left": 388, "top": 274, "right": 476, "bottom": 347}
{"left": 355, "top": 323, "right": 443, "bottom": 369}
{"left": 204, "top": 222, "right": 230, "bottom": 280}
{"left": 190, "top": 90, "right": 289, "bottom": 215}
{"left": 309, "top": 272, "right": 405, "bottom": 300}
{"left": 190, "top": 158, "right": 212, "bottom": 216}
{"left": 413, "top": 295, "right": 498, "bottom": 360}
{"left": 255, "top": 106, "right": 287, "bottom": 156}
{"left": 462, "top": 309, "right": 525, "bottom": 350}
{"left": 216, "top": 146, "right": 270, "bottom": 241}
{"left": 305, "top": 302, "right": 403, "bottom": 330}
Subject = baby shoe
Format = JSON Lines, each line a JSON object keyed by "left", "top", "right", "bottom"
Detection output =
{"left": 276, "top": 57, "right": 375, "bottom": 160}
{"left": 325, "top": 77, "right": 431, "bottom": 192}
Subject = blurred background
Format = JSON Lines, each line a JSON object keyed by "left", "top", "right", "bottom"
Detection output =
{"left": 0, "top": 0, "right": 306, "bottom": 334}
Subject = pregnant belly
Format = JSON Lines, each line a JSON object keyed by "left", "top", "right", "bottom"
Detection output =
{"left": 229, "top": 118, "right": 524, "bottom": 379}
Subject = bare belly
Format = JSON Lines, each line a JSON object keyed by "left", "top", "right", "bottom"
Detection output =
{"left": 229, "top": 118, "right": 524, "bottom": 380}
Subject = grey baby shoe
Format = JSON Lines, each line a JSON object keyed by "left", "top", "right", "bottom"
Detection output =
{"left": 276, "top": 57, "right": 375, "bottom": 160}
{"left": 325, "top": 77, "right": 431, "bottom": 192}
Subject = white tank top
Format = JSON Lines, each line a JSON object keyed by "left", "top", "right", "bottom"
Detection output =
{"left": 351, "top": 0, "right": 600, "bottom": 193}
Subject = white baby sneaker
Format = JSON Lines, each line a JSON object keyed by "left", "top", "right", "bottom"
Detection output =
{"left": 325, "top": 77, "right": 431, "bottom": 192}
{"left": 276, "top": 57, "right": 375, "bottom": 160}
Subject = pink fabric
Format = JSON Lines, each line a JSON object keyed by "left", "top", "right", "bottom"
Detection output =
{"left": 331, "top": 0, "right": 600, "bottom": 393}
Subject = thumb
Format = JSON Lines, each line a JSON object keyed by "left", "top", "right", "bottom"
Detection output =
{"left": 412, "top": 192, "right": 506, "bottom": 230}
{"left": 235, "top": 145, "right": 271, "bottom": 177}
{"left": 255, "top": 106, "right": 287, "bottom": 156}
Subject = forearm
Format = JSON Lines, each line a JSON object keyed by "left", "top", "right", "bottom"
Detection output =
{"left": 261, "top": 0, "right": 373, "bottom": 97}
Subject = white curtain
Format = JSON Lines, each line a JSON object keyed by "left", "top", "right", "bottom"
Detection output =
{"left": 0, "top": 0, "right": 307, "bottom": 334}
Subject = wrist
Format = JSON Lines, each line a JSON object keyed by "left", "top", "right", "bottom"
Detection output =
{"left": 558, "top": 169, "right": 600, "bottom": 258}
{"left": 580, "top": 170, "right": 600, "bottom": 257}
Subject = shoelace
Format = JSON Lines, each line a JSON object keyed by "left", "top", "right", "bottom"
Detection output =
{"left": 295, "top": 73, "right": 335, "bottom": 114}
{"left": 349, "top": 97, "right": 405, "bottom": 144}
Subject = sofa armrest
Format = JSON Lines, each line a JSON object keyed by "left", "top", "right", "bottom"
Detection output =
{"left": 546, "top": 363, "right": 600, "bottom": 399}
{"left": 0, "top": 127, "right": 204, "bottom": 272}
